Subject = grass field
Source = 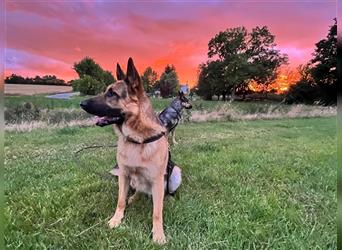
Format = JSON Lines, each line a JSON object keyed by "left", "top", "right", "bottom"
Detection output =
{"left": 4, "top": 117, "right": 336, "bottom": 249}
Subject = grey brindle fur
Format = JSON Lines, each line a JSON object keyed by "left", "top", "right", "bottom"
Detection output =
{"left": 158, "top": 91, "right": 192, "bottom": 144}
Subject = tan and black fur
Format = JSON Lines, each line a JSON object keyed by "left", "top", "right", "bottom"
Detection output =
{"left": 80, "top": 58, "right": 169, "bottom": 244}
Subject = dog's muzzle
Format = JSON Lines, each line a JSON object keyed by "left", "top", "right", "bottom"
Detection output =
{"left": 80, "top": 98, "right": 124, "bottom": 127}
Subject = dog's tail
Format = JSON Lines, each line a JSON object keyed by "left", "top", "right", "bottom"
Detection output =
{"left": 165, "top": 165, "right": 182, "bottom": 195}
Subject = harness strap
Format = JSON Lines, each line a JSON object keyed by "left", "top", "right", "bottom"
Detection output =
{"left": 169, "top": 106, "right": 181, "bottom": 118}
{"left": 166, "top": 151, "right": 175, "bottom": 195}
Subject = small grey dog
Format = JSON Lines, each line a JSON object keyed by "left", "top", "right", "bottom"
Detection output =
{"left": 158, "top": 90, "right": 192, "bottom": 144}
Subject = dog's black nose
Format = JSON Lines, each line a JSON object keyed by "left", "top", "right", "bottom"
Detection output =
{"left": 80, "top": 100, "right": 88, "bottom": 109}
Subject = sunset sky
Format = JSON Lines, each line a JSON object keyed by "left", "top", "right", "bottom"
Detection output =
{"left": 5, "top": 1, "right": 336, "bottom": 87}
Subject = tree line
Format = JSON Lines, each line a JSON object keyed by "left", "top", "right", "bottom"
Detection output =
{"left": 5, "top": 74, "right": 67, "bottom": 86}
{"left": 72, "top": 57, "right": 181, "bottom": 97}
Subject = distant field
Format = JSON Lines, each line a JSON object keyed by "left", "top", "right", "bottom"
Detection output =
{"left": 5, "top": 84, "right": 72, "bottom": 96}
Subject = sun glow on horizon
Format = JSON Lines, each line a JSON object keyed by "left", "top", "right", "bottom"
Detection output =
{"left": 248, "top": 68, "right": 301, "bottom": 94}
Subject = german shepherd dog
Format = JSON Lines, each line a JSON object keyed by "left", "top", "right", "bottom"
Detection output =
{"left": 80, "top": 58, "right": 169, "bottom": 244}
{"left": 110, "top": 91, "right": 191, "bottom": 178}
{"left": 159, "top": 90, "right": 192, "bottom": 144}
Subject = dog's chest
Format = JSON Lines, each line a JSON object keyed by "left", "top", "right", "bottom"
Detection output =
{"left": 126, "top": 167, "right": 152, "bottom": 194}
{"left": 117, "top": 141, "right": 159, "bottom": 168}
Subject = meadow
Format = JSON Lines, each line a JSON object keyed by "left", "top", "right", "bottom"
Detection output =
{"left": 4, "top": 109, "right": 336, "bottom": 248}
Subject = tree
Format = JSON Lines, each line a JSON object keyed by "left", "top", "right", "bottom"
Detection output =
{"left": 159, "top": 65, "right": 180, "bottom": 98}
{"left": 197, "top": 26, "right": 288, "bottom": 100}
{"left": 246, "top": 26, "right": 288, "bottom": 97}
{"left": 141, "top": 67, "right": 158, "bottom": 93}
{"left": 197, "top": 61, "right": 226, "bottom": 100}
{"left": 5, "top": 74, "right": 25, "bottom": 84}
{"left": 309, "top": 18, "right": 337, "bottom": 104}
{"left": 72, "top": 57, "right": 115, "bottom": 95}
{"left": 74, "top": 57, "right": 102, "bottom": 80}
{"left": 101, "top": 70, "right": 115, "bottom": 86}
{"left": 286, "top": 19, "right": 337, "bottom": 105}
{"left": 285, "top": 65, "right": 317, "bottom": 104}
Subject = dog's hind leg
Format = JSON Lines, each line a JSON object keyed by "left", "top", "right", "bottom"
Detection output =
{"left": 108, "top": 173, "right": 129, "bottom": 228}
{"left": 151, "top": 177, "right": 166, "bottom": 244}
{"left": 171, "top": 130, "right": 178, "bottom": 145}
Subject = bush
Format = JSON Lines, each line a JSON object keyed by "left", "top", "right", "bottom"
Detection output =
{"left": 285, "top": 80, "right": 319, "bottom": 105}
{"left": 5, "top": 102, "right": 92, "bottom": 124}
{"left": 72, "top": 75, "right": 105, "bottom": 95}
{"left": 5, "top": 102, "right": 41, "bottom": 124}
{"left": 72, "top": 57, "right": 115, "bottom": 95}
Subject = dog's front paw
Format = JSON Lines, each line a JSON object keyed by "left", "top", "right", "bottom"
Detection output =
{"left": 108, "top": 215, "right": 122, "bottom": 229}
{"left": 153, "top": 231, "right": 166, "bottom": 245}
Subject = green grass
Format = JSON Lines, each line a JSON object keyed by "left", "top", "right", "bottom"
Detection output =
{"left": 4, "top": 117, "right": 336, "bottom": 249}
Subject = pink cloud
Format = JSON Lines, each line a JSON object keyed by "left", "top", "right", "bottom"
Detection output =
{"left": 5, "top": 1, "right": 336, "bottom": 85}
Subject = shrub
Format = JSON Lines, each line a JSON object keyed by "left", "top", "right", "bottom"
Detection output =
{"left": 285, "top": 80, "right": 320, "bottom": 105}
{"left": 72, "top": 75, "right": 105, "bottom": 95}
{"left": 5, "top": 102, "right": 41, "bottom": 124}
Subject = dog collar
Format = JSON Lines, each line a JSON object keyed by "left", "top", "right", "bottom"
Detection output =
{"left": 125, "top": 132, "right": 166, "bottom": 144}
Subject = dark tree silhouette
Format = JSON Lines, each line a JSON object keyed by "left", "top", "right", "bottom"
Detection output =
{"left": 158, "top": 65, "right": 180, "bottom": 98}
{"left": 198, "top": 26, "right": 288, "bottom": 101}
{"left": 287, "top": 19, "right": 337, "bottom": 105}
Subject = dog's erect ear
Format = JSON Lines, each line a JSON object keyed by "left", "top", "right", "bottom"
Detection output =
{"left": 125, "top": 57, "right": 143, "bottom": 95}
{"left": 178, "top": 90, "right": 184, "bottom": 97}
{"left": 116, "top": 63, "right": 125, "bottom": 81}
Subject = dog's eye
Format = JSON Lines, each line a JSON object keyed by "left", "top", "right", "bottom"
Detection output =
{"left": 106, "top": 89, "right": 119, "bottom": 98}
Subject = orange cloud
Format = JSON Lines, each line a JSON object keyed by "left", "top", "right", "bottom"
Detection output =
{"left": 5, "top": 1, "right": 336, "bottom": 88}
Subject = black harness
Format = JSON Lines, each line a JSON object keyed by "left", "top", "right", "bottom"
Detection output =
{"left": 125, "top": 132, "right": 166, "bottom": 144}
{"left": 124, "top": 132, "right": 175, "bottom": 195}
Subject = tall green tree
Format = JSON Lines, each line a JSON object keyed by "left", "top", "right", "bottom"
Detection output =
{"left": 74, "top": 57, "right": 102, "bottom": 79}
{"left": 159, "top": 65, "right": 180, "bottom": 98}
{"left": 197, "top": 61, "right": 226, "bottom": 100}
{"left": 246, "top": 26, "right": 288, "bottom": 94}
{"left": 141, "top": 67, "right": 158, "bottom": 93}
{"left": 198, "top": 26, "right": 288, "bottom": 100}
{"left": 72, "top": 57, "right": 115, "bottom": 95}
{"left": 286, "top": 19, "right": 337, "bottom": 105}
{"left": 309, "top": 18, "right": 337, "bottom": 104}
